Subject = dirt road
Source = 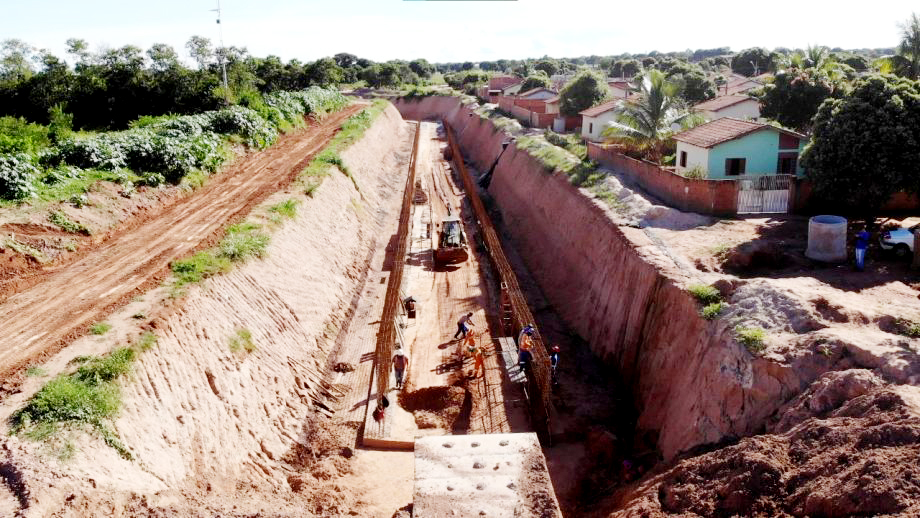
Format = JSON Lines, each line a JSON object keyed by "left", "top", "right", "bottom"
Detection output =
{"left": 0, "top": 105, "right": 364, "bottom": 389}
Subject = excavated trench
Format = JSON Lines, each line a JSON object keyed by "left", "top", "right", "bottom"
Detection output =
{"left": 393, "top": 96, "right": 920, "bottom": 517}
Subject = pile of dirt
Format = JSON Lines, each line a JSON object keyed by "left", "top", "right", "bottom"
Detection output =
{"left": 398, "top": 384, "right": 468, "bottom": 430}
{"left": 607, "top": 382, "right": 920, "bottom": 517}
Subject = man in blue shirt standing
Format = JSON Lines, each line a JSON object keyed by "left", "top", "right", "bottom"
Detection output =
{"left": 855, "top": 227, "right": 870, "bottom": 271}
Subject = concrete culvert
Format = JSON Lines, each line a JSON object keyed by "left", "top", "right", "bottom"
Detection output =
{"left": 806, "top": 215, "right": 848, "bottom": 262}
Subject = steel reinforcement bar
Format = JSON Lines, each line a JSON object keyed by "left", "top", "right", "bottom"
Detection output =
{"left": 443, "top": 121, "right": 552, "bottom": 441}
{"left": 374, "top": 122, "right": 421, "bottom": 403}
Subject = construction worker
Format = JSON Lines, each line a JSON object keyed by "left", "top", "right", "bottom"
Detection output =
{"left": 518, "top": 329, "right": 533, "bottom": 369}
{"left": 453, "top": 312, "right": 475, "bottom": 340}
{"left": 517, "top": 324, "right": 534, "bottom": 347}
{"left": 392, "top": 348, "right": 409, "bottom": 389}
{"left": 472, "top": 343, "right": 485, "bottom": 378}
{"left": 550, "top": 345, "right": 560, "bottom": 384}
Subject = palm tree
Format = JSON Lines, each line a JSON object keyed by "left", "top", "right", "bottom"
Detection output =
{"left": 601, "top": 69, "right": 699, "bottom": 163}
{"left": 897, "top": 12, "right": 920, "bottom": 79}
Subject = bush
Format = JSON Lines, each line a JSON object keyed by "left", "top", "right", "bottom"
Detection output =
{"left": 53, "top": 137, "right": 125, "bottom": 170}
{"left": 209, "top": 106, "right": 278, "bottom": 149}
{"left": 14, "top": 375, "right": 120, "bottom": 426}
{"left": 89, "top": 321, "right": 112, "bottom": 335}
{"left": 0, "top": 116, "right": 50, "bottom": 154}
{"left": 701, "top": 301, "right": 726, "bottom": 320}
{"left": 75, "top": 347, "right": 135, "bottom": 384}
{"left": 49, "top": 210, "right": 90, "bottom": 234}
{"left": 687, "top": 284, "right": 721, "bottom": 305}
{"left": 682, "top": 165, "right": 707, "bottom": 179}
{"left": 735, "top": 326, "right": 766, "bottom": 353}
{"left": 228, "top": 328, "right": 256, "bottom": 353}
{"left": 219, "top": 223, "right": 269, "bottom": 261}
{"left": 268, "top": 199, "right": 299, "bottom": 220}
{"left": 0, "top": 153, "right": 39, "bottom": 199}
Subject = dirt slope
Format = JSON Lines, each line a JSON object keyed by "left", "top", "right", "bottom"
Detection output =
{"left": 0, "top": 105, "right": 363, "bottom": 393}
{"left": 0, "top": 104, "right": 412, "bottom": 517}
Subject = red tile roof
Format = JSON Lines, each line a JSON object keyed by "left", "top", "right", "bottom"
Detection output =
{"left": 673, "top": 117, "right": 803, "bottom": 148}
{"left": 693, "top": 94, "right": 757, "bottom": 112}
{"left": 579, "top": 99, "right": 620, "bottom": 117}
{"left": 518, "top": 87, "right": 555, "bottom": 98}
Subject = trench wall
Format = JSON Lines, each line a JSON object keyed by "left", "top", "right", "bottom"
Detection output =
{"left": 394, "top": 96, "right": 800, "bottom": 459}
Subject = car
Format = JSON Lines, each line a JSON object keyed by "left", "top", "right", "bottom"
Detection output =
{"left": 879, "top": 224, "right": 919, "bottom": 259}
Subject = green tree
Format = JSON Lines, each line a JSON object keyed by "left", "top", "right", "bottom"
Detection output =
{"left": 408, "top": 58, "right": 433, "bottom": 78}
{"left": 759, "top": 67, "right": 841, "bottom": 132}
{"left": 731, "top": 47, "right": 775, "bottom": 76}
{"left": 185, "top": 36, "right": 213, "bottom": 70}
{"left": 897, "top": 13, "right": 920, "bottom": 79}
{"left": 519, "top": 73, "right": 550, "bottom": 92}
{"left": 610, "top": 59, "right": 642, "bottom": 78}
{"left": 305, "top": 57, "right": 343, "bottom": 86}
{"left": 147, "top": 43, "right": 179, "bottom": 72}
{"left": 602, "top": 69, "right": 697, "bottom": 163}
{"left": 558, "top": 70, "right": 609, "bottom": 116}
{"left": 333, "top": 52, "right": 358, "bottom": 68}
{"left": 801, "top": 74, "right": 920, "bottom": 213}
{"left": 664, "top": 62, "right": 716, "bottom": 104}
{"left": 533, "top": 59, "right": 559, "bottom": 77}
{"left": 0, "top": 39, "right": 36, "bottom": 82}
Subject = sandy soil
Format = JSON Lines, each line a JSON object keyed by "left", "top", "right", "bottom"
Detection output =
{"left": 0, "top": 105, "right": 365, "bottom": 395}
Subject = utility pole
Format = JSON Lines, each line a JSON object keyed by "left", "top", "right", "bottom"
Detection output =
{"left": 212, "top": 0, "right": 230, "bottom": 104}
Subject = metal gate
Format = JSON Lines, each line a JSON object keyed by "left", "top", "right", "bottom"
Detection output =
{"left": 737, "top": 175, "right": 792, "bottom": 214}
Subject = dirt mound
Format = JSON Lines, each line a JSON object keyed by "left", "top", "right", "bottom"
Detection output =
{"left": 398, "top": 384, "right": 468, "bottom": 430}
{"left": 610, "top": 384, "right": 920, "bottom": 517}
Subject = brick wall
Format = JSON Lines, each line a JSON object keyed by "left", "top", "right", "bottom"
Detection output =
{"left": 588, "top": 143, "right": 739, "bottom": 216}
{"left": 514, "top": 98, "right": 548, "bottom": 113}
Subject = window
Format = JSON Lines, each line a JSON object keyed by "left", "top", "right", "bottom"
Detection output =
{"left": 725, "top": 158, "right": 746, "bottom": 176}
{"left": 589, "top": 122, "right": 593, "bottom": 134}
{"left": 679, "top": 151, "right": 687, "bottom": 167}
{"left": 777, "top": 156, "right": 797, "bottom": 174}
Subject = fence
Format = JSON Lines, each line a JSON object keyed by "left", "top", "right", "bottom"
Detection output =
{"left": 587, "top": 142, "right": 740, "bottom": 216}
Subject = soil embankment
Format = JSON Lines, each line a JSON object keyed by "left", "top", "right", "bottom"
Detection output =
{"left": 393, "top": 96, "right": 920, "bottom": 516}
{"left": 0, "top": 104, "right": 413, "bottom": 516}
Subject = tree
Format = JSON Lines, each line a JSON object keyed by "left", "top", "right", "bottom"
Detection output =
{"left": 897, "top": 12, "right": 920, "bottom": 79}
{"left": 664, "top": 62, "right": 716, "bottom": 104}
{"left": 305, "top": 57, "right": 343, "bottom": 86}
{"left": 408, "top": 58, "right": 433, "bottom": 78}
{"left": 610, "top": 59, "right": 642, "bottom": 78}
{"left": 601, "top": 69, "right": 695, "bottom": 163}
{"left": 731, "top": 47, "right": 775, "bottom": 76}
{"left": 519, "top": 73, "right": 550, "bottom": 92}
{"left": 759, "top": 67, "right": 840, "bottom": 132}
{"left": 65, "top": 38, "right": 92, "bottom": 69}
{"left": 333, "top": 52, "right": 358, "bottom": 68}
{"left": 558, "top": 70, "right": 609, "bottom": 117}
{"left": 147, "top": 43, "right": 179, "bottom": 72}
{"left": 0, "top": 39, "right": 36, "bottom": 82}
{"left": 186, "top": 36, "right": 213, "bottom": 70}
{"left": 801, "top": 74, "right": 920, "bottom": 213}
{"left": 460, "top": 62, "right": 474, "bottom": 71}
{"left": 533, "top": 59, "right": 559, "bottom": 77}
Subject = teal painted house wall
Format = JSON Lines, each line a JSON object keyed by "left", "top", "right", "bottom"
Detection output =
{"left": 706, "top": 129, "right": 806, "bottom": 179}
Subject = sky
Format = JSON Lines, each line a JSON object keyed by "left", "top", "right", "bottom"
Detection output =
{"left": 1, "top": 0, "right": 916, "bottom": 65}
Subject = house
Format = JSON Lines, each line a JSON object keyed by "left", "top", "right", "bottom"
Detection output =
{"left": 607, "top": 79, "right": 632, "bottom": 99}
{"left": 692, "top": 95, "right": 761, "bottom": 121}
{"left": 673, "top": 117, "right": 806, "bottom": 179}
{"left": 544, "top": 96, "right": 560, "bottom": 115}
{"left": 517, "top": 87, "right": 556, "bottom": 100}
{"left": 717, "top": 74, "right": 763, "bottom": 96}
{"left": 579, "top": 100, "right": 621, "bottom": 142}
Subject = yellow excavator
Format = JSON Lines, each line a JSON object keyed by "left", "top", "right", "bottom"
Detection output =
{"left": 433, "top": 215, "right": 469, "bottom": 265}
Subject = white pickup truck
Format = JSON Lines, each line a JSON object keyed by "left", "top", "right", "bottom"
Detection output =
{"left": 879, "top": 224, "right": 918, "bottom": 258}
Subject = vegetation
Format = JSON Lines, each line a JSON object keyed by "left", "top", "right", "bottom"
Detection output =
{"left": 801, "top": 74, "right": 920, "bottom": 213}
{"left": 701, "top": 302, "right": 726, "bottom": 320}
{"left": 559, "top": 70, "right": 609, "bottom": 116}
{"left": 687, "top": 283, "right": 721, "bottom": 305}
{"left": 735, "top": 326, "right": 767, "bottom": 353}
{"left": 682, "top": 165, "right": 707, "bottom": 179}
{"left": 896, "top": 318, "right": 920, "bottom": 338}
{"left": 731, "top": 48, "right": 777, "bottom": 76}
{"left": 228, "top": 328, "right": 256, "bottom": 354}
{"left": 759, "top": 67, "right": 843, "bottom": 133}
{"left": 89, "top": 321, "right": 112, "bottom": 335}
{"left": 48, "top": 209, "right": 89, "bottom": 234}
{"left": 26, "top": 366, "right": 47, "bottom": 377}
{"left": 602, "top": 70, "right": 701, "bottom": 163}
{"left": 268, "top": 198, "right": 299, "bottom": 221}
{"left": 11, "top": 346, "right": 140, "bottom": 459}
{"left": 519, "top": 73, "right": 550, "bottom": 92}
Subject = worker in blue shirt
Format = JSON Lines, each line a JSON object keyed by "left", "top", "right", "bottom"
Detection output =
{"left": 855, "top": 227, "right": 870, "bottom": 271}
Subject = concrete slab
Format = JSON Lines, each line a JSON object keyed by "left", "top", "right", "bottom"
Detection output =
{"left": 413, "top": 433, "right": 562, "bottom": 518}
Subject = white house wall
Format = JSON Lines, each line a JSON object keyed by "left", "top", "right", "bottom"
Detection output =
{"left": 582, "top": 112, "right": 619, "bottom": 142}
{"left": 675, "top": 142, "right": 709, "bottom": 174}
{"left": 705, "top": 100, "right": 761, "bottom": 121}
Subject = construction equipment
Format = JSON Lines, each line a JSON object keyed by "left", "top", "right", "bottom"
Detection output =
{"left": 433, "top": 214, "right": 469, "bottom": 265}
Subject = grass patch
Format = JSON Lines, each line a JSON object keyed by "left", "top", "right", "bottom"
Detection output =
{"left": 897, "top": 318, "right": 920, "bottom": 338}
{"left": 708, "top": 243, "right": 733, "bottom": 260}
{"left": 701, "top": 302, "right": 726, "bottom": 320}
{"left": 735, "top": 326, "right": 766, "bottom": 353}
{"left": 219, "top": 223, "right": 269, "bottom": 261}
{"left": 48, "top": 210, "right": 90, "bottom": 235}
{"left": 89, "top": 321, "right": 112, "bottom": 335}
{"left": 2, "top": 237, "right": 48, "bottom": 263}
{"left": 11, "top": 346, "right": 137, "bottom": 460}
{"left": 135, "top": 331, "right": 158, "bottom": 351}
{"left": 26, "top": 366, "right": 47, "bottom": 377}
{"left": 169, "top": 222, "right": 268, "bottom": 296}
{"left": 687, "top": 284, "right": 722, "bottom": 305}
{"left": 268, "top": 198, "right": 299, "bottom": 220}
{"left": 228, "top": 328, "right": 256, "bottom": 354}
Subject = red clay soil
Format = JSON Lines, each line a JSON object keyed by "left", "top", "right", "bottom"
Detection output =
{"left": 0, "top": 105, "right": 364, "bottom": 395}
{"left": 600, "top": 383, "right": 920, "bottom": 518}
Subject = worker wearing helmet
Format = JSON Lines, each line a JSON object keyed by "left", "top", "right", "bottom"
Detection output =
{"left": 549, "top": 345, "right": 560, "bottom": 384}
